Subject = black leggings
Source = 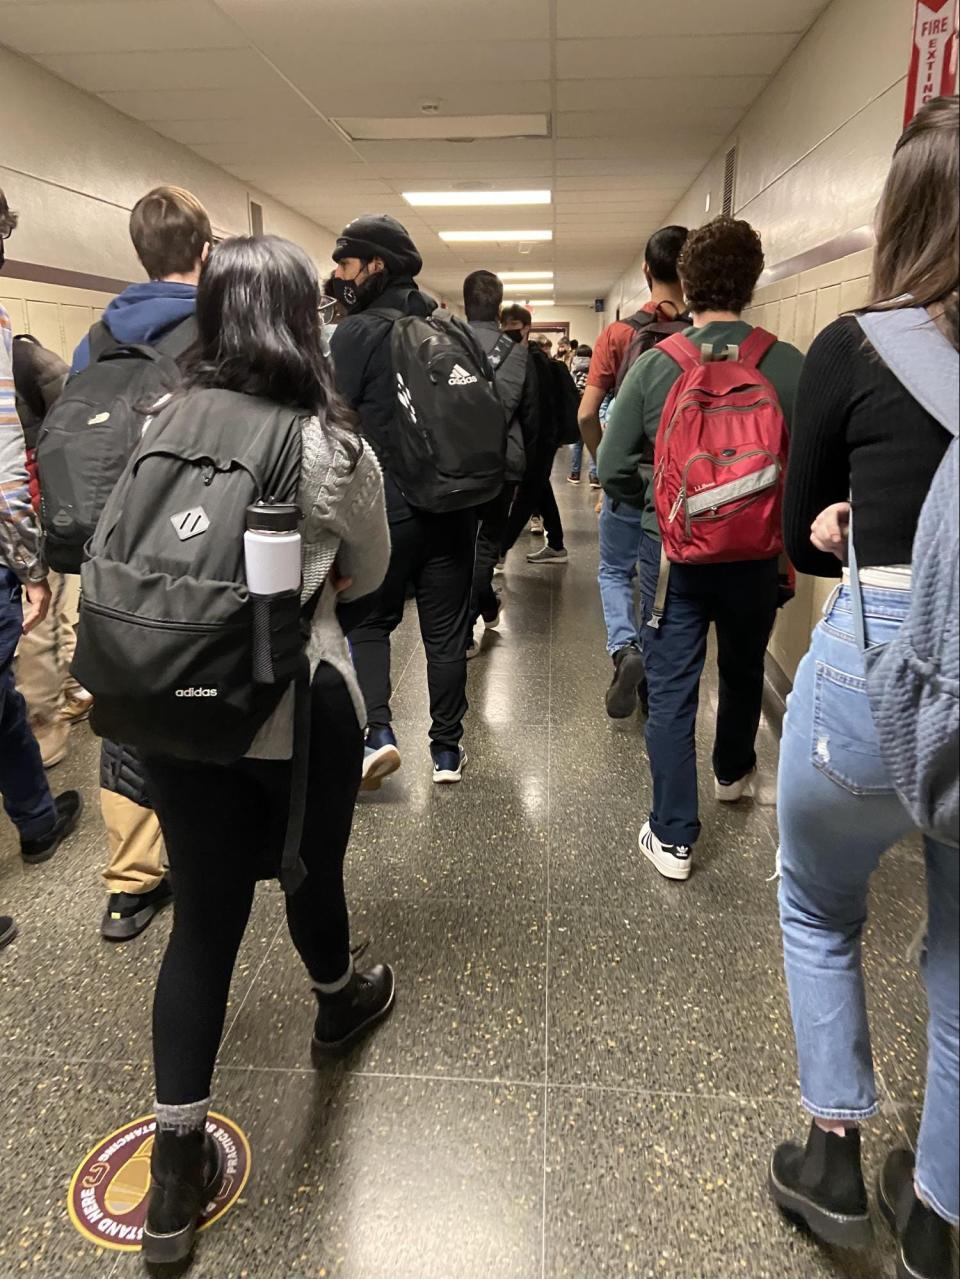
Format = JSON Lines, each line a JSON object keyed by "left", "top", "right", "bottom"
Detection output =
{"left": 145, "top": 664, "right": 364, "bottom": 1105}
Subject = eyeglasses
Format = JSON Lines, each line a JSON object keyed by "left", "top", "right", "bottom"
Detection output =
{"left": 318, "top": 295, "right": 337, "bottom": 327}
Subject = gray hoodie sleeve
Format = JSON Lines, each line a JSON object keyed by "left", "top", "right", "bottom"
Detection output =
{"left": 334, "top": 447, "right": 390, "bottom": 603}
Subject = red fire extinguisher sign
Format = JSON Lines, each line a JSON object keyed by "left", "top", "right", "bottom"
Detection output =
{"left": 904, "top": 0, "right": 958, "bottom": 125}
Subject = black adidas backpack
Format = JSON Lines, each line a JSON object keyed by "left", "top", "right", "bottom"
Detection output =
{"left": 37, "top": 318, "right": 196, "bottom": 573}
{"left": 373, "top": 307, "right": 507, "bottom": 513}
{"left": 72, "top": 388, "right": 304, "bottom": 768}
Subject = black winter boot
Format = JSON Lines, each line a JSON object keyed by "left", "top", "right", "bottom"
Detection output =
{"left": 141, "top": 1127, "right": 223, "bottom": 1265}
{"left": 311, "top": 963, "right": 396, "bottom": 1061}
{"left": 769, "top": 1121, "right": 873, "bottom": 1248}
{"left": 878, "top": 1148, "right": 954, "bottom": 1279}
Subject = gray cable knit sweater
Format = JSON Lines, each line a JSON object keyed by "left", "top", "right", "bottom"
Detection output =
{"left": 247, "top": 415, "right": 389, "bottom": 759}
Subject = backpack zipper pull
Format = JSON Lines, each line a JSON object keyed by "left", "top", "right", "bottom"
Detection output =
{"left": 668, "top": 492, "right": 684, "bottom": 524}
{"left": 201, "top": 461, "right": 216, "bottom": 486}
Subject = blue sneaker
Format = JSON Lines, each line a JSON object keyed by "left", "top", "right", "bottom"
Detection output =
{"left": 362, "top": 727, "right": 401, "bottom": 791}
{"left": 431, "top": 745, "right": 467, "bottom": 784}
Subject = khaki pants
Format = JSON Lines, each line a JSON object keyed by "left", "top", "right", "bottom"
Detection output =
{"left": 14, "top": 571, "right": 80, "bottom": 767}
{"left": 100, "top": 789, "right": 166, "bottom": 896}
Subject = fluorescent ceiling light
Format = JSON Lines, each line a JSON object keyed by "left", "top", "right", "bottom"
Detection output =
{"left": 527, "top": 300, "right": 555, "bottom": 307}
{"left": 502, "top": 281, "right": 553, "bottom": 293}
{"left": 497, "top": 271, "right": 554, "bottom": 281}
{"left": 403, "top": 190, "right": 550, "bottom": 207}
{"left": 439, "top": 230, "right": 552, "bottom": 242}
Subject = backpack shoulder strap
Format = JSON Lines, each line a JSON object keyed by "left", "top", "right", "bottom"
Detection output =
{"left": 87, "top": 321, "right": 118, "bottom": 364}
{"left": 489, "top": 331, "right": 516, "bottom": 372}
{"left": 623, "top": 310, "right": 654, "bottom": 334}
{"left": 739, "top": 327, "right": 777, "bottom": 368}
{"left": 856, "top": 308, "right": 959, "bottom": 438}
{"left": 154, "top": 315, "right": 198, "bottom": 361}
{"left": 657, "top": 332, "right": 701, "bottom": 373}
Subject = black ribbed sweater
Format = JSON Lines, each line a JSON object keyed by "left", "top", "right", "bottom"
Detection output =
{"left": 783, "top": 315, "right": 951, "bottom": 578}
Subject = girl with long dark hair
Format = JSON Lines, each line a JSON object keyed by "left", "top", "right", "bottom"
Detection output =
{"left": 769, "top": 98, "right": 959, "bottom": 1279}
{"left": 139, "top": 236, "right": 394, "bottom": 1265}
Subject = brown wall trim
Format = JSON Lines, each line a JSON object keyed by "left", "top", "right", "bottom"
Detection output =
{"left": 3, "top": 258, "right": 133, "bottom": 295}
{"left": 761, "top": 225, "right": 876, "bottom": 286}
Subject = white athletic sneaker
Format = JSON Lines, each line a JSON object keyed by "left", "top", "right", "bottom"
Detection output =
{"left": 714, "top": 770, "right": 776, "bottom": 806}
{"left": 492, "top": 558, "right": 506, "bottom": 576}
{"left": 526, "top": 545, "right": 568, "bottom": 564}
{"left": 529, "top": 517, "right": 545, "bottom": 536}
{"left": 361, "top": 737, "right": 401, "bottom": 791}
{"left": 638, "top": 821, "right": 692, "bottom": 881}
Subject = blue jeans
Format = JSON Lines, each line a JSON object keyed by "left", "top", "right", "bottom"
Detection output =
{"left": 638, "top": 534, "right": 779, "bottom": 847}
{"left": 568, "top": 442, "right": 597, "bottom": 481}
{"left": 0, "top": 568, "right": 56, "bottom": 840}
{"left": 597, "top": 497, "right": 645, "bottom": 655}
{"left": 778, "top": 584, "right": 959, "bottom": 1225}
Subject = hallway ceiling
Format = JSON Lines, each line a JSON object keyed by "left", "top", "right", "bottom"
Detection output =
{"left": 1, "top": 0, "right": 831, "bottom": 303}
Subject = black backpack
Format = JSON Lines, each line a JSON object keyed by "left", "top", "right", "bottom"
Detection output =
{"left": 72, "top": 388, "right": 304, "bottom": 769}
{"left": 36, "top": 318, "right": 196, "bottom": 573}
{"left": 614, "top": 305, "right": 690, "bottom": 393}
{"left": 374, "top": 308, "right": 507, "bottom": 513}
{"left": 549, "top": 359, "right": 582, "bottom": 446}
{"left": 487, "top": 331, "right": 528, "bottom": 484}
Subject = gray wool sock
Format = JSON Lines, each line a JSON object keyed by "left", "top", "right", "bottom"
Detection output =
{"left": 154, "top": 1097, "right": 210, "bottom": 1136}
{"left": 312, "top": 954, "right": 354, "bottom": 996}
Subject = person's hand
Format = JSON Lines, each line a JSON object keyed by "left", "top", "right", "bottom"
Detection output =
{"left": 811, "top": 501, "right": 851, "bottom": 561}
{"left": 22, "top": 579, "right": 51, "bottom": 635}
{"left": 328, "top": 563, "right": 353, "bottom": 595}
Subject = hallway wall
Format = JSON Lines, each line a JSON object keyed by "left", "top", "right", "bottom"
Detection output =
{"left": 605, "top": 0, "right": 913, "bottom": 317}
{"left": 601, "top": 0, "right": 916, "bottom": 684}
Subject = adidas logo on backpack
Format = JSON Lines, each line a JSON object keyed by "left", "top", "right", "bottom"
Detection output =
{"left": 448, "top": 363, "right": 478, "bottom": 386}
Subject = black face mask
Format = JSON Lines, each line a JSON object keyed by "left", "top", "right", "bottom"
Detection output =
{"left": 325, "top": 274, "right": 359, "bottom": 312}
{"left": 325, "top": 265, "right": 390, "bottom": 315}
{"left": 505, "top": 328, "right": 524, "bottom": 344}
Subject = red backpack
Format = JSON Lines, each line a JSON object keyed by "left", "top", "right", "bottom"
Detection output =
{"left": 648, "top": 328, "right": 788, "bottom": 626}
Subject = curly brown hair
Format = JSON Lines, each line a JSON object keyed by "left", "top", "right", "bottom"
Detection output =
{"left": 678, "top": 216, "right": 765, "bottom": 315}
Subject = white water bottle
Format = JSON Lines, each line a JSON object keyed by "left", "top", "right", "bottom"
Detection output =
{"left": 244, "top": 502, "right": 301, "bottom": 595}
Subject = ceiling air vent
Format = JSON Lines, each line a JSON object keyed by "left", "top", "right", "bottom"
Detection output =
{"left": 722, "top": 145, "right": 737, "bottom": 217}
{"left": 249, "top": 200, "right": 264, "bottom": 236}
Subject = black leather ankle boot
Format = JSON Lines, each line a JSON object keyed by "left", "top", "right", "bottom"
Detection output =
{"left": 141, "top": 1127, "right": 223, "bottom": 1265}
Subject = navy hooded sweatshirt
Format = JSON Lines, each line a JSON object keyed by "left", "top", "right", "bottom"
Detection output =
{"left": 70, "top": 280, "right": 197, "bottom": 374}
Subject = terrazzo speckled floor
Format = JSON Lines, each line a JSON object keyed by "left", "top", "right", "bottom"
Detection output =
{"left": 0, "top": 469, "right": 934, "bottom": 1278}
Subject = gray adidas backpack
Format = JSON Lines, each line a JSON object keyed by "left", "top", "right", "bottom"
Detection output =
{"left": 851, "top": 307, "right": 959, "bottom": 848}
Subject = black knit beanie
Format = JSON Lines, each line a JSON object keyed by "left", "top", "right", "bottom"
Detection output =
{"left": 332, "top": 214, "right": 422, "bottom": 278}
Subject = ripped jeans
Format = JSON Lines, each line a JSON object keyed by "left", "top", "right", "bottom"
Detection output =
{"left": 778, "top": 583, "right": 959, "bottom": 1225}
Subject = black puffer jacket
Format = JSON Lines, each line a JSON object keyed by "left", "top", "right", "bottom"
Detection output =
{"left": 100, "top": 740, "right": 152, "bottom": 808}
{"left": 330, "top": 278, "right": 435, "bottom": 522}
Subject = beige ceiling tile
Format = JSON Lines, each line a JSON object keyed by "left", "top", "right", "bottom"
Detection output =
{"left": 219, "top": 0, "right": 550, "bottom": 43}
{"left": 153, "top": 117, "right": 345, "bottom": 149}
{"left": 557, "top": 0, "right": 828, "bottom": 38}
{"left": 35, "top": 47, "right": 277, "bottom": 92}
{"left": 372, "top": 161, "right": 555, "bottom": 181}
{"left": 557, "top": 74, "right": 767, "bottom": 113}
{"left": 353, "top": 138, "right": 553, "bottom": 165}
{"left": 251, "top": 40, "right": 551, "bottom": 89}
{"left": 556, "top": 173, "right": 702, "bottom": 190}
{"left": 297, "top": 80, "right": 552, "bottom": 119}
{"left": 100, "top": 88, "right": 316, "bottom": 122}
{"left": 555, "top": 191, "right": 685, "bottom": 208}
{"left": 559, "top": 107, "right": 741, "bottom": 139}
{"left": 0, "top": 0, "right": 242, "bottom": 53}
{"left": 557, "top": 33, "right": 798, "bottom": 79}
